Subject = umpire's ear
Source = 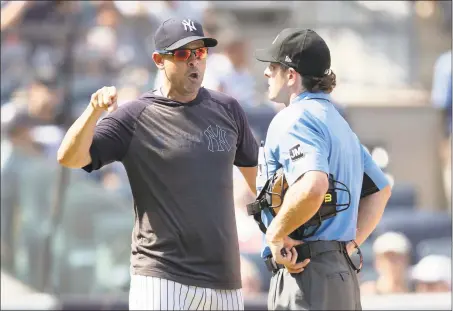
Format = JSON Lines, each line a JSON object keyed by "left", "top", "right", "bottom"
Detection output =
{"left": 287, "top": 67, "right": 299, "bottom": 87}
{"left": 152, "top": 52, "right": 165, "bottom": 70}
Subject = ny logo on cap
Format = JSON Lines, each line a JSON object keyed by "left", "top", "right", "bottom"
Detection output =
{"left": 182, "top": 19, "right": 197, "bottom": 32}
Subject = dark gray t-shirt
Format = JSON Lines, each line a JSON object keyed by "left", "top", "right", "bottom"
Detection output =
{"left": 82, "top": 87, "right": 258, "bottom": 289}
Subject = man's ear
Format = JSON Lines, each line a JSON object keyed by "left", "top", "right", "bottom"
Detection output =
{"left": 152, "top": 52, "right": 165, "bottom": 70}
{"left": 287, "top": 67, "right": 297, "bottom": 87}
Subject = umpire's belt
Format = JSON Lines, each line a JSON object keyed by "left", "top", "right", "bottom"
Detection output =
{"left": 264, "top": 240, "right": 346, "bottom": 273}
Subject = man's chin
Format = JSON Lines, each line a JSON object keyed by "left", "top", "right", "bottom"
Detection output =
{"left": 267, "top": 92, "right": 277, "bottom": 102}
{"left": 184, "top": 84, "right": 202, "bottom": 94}
{"left": 267, "top": 95, "right": 283, "bottom": 104}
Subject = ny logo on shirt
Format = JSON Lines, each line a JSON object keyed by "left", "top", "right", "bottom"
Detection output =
{"left": 204, "top": 125, "right": 231, "bottom": 152}
{"left": 182, "top": 19, "right": 196, "bottom": 32}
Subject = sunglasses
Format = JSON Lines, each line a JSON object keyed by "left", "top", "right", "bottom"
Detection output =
{"left": 157, "top": 47, "right": 209, "bottom": 61}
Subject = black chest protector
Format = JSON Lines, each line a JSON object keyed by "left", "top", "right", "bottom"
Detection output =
{"left": 246, "top": 168, "right": 351, "bottom": 239}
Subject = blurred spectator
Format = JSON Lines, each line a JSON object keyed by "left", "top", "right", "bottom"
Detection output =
{"left": 200, "top": 6, "right": 221, "bottom": 39}
{"left": 26, "top": 77, "right": 61, "bottom": 123}
{"left": 203, "top": 27, "right": 259, "bottom": 109}
{"left": 360, "top": 232, "right": 413, "bottom": 295}
{"left": 411, "top": 255, "right": 451, "bottom": 293}
{"left": 51, "top": 171, "right": 133, "bottom": 294}
{"left": 431, "top": 50, "right": 452, "bottom": 211}
{"left": 80, "top": 2, "right": 156, "bottom": 81}
{"left": 98, "top": 163, "right": 133, "bottom": 203}
{"left": 14, "top": 1, "right": 81, "bottom": 71}
{"left": 135, "top": 1, "right": 210, "bottom": 25}
{"left": 18, "top": 1, "right": 70, "bottom": 26}
{"left": 233, "top": 166, "right": 262, "bottom": 254}
{"left": 100, "top": 168, "right": 123, "bottom": 193}
{"left": 22, "top": 77, "right": 65, "bottom": 159}
{"left": 0, "top": 103, "right": 58, "bottom": 288}
{"left": 1, "top": 103, "right": 42, "bottom": 159}
{"left": 83, "top": 2, "right": 125, "bottom": 75}
{"left": 240, "top": 254, "right": 263, "bottom": 297}
{"left": 1, "top": 104, "right": 39, "bottom": 272}
{"left": 431, "top": 50, "right": 452, "bottom": 138}
{"left": 233, "top": 166, "right": 255, "bottom": 206}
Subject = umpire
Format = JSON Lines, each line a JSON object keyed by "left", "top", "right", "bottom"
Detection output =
{"left": 252, "top": 28, "right": 392, "bottom": 310}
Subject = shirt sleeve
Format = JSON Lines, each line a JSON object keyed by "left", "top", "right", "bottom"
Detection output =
{"left": 231, "top": 99, "right": 259, "bottom": 167}
{"left": 360, "top": 144, "right": 389, "bottom": 196}
{"left": 276, "top": 119, "right": 329, "bottom": 186}
{"left": 82, "top": 100, "right": 147, "bottom": 173}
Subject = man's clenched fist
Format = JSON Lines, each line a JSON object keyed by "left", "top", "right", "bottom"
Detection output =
{"left": 90, "top": 86, "right": 118, "bottom": 112}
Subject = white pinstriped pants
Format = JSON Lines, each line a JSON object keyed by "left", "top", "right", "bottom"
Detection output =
{"left": 129, "top": 275, "right": 245, "bottom": 310}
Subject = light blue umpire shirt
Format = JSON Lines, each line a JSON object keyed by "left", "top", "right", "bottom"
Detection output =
{"left": 257, "top": 91, "right": 390, "bottom": 258}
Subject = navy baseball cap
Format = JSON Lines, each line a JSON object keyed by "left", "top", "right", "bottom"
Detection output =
{"left": 154, "top": 17, "right": 218, "bottom": 51}
{"left": 255, "top": 28, "right": 331, "bottom": 77}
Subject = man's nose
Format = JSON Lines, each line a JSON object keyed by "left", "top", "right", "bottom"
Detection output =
{"left": 188, "top": 55, "right": 199, "bottom": 67}
{"left": 188, "top": 53, "right": 200, "bottom": 67}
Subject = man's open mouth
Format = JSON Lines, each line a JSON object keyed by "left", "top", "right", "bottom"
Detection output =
{"left": 189, "top": 73, "right": 199, "bottom": 79}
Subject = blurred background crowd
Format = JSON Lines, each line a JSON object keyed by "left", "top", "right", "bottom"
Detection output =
{"left": 1, "top": 1, "right": 451, "bottom": 309}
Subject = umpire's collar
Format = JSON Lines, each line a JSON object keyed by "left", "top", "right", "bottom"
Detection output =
{"left": 291, "top": 91, "right": 331, "bottom": 104}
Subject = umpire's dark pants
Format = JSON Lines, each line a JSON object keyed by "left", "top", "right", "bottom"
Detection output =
{"left": 267, "top": 241, "right": 362, "bottom": 310}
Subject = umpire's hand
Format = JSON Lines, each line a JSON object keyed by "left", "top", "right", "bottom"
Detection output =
{"left": 90, "top": 86, "right": 118, "bottom": 112}
{"left": 267, "top": 236, "right": 310, "bottom": 274}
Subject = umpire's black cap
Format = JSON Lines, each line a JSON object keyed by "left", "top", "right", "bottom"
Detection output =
{"left": 255, "top": 28, "right": 331, "bottom": 77}
{"left": 154, "top": 17, "right": 218, "bottom": 51}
